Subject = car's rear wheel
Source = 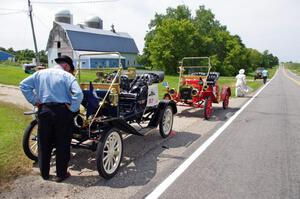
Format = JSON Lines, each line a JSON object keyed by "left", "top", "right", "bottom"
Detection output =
{"left": 96, "top": 128, "right": 123, "bottom": 179}
{"left": 23, "top": 120, "right": 38, "bottom": 162}
{"left": 204, "top": 97, "right": 213, "bottom": 120}
{"left": 159, "top": 106, "right": 174, "bottom": 138}
{"left": 222, "top": 94, "right": 229, "bottom": 109}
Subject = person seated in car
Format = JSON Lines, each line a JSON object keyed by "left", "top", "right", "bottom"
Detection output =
{"left": 94, "top": 71, "right": 105, "bottom": 83}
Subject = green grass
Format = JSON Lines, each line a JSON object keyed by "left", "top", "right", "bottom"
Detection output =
{"left": 0, "top": 102, "right": 32, "bottom": 190}
{"left": 286, "top": 63, "right": 300, "bottom": 76}
{"left": 268, "top": 65, "right": 278, "bottom": 78}
{"left": 0, "top": 63, "right": 29, "bottom": 86}
{"left": 0, "top": 62, "right": 276, "bottom": 98}
{"left": 158, "top": 75, "right": 178, "bottom": 99}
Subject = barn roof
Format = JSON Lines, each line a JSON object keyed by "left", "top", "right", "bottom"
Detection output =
{"left": 0, "top": 51, "right": 14, "bottom": 61}
{"left": 55, "top": 22, "right": 139, "bottom": 54}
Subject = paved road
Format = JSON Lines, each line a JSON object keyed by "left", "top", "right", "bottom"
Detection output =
{"left": 0, "top": 79, "right": 250, "bottom": 198}
{"left": 159, "top": 66, "right": 300, "bottom": 199}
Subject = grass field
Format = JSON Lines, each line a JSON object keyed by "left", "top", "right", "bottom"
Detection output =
{"left": 0, "top": 62, "right": 277, "bottom": 98}
{"left": 0, "top": 102, "right": 33, "bottom": 190}
{"left": 0, "top": 63, "right": 29, "bottom": 86}
{"left": 286, "top": 63, "right": 300, "bottom": 76}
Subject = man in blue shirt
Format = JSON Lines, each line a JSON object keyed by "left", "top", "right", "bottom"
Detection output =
{"left": 262, "top": 68, "right": 268, "bottom": 84}
{"left": 20, "top": 55, "right": 83, "bottom": 182}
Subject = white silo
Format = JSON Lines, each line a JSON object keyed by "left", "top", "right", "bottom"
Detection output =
{"left": 84, "top": 16, "right": 103, "bottom": 29}
{"left": 55, "top": 10, "right": 73, "bottom": 24}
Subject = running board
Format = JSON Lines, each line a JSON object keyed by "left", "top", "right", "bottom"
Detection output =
{"left": 137, "top": 127, "right": 157, "bottom": 136}
{"left": 110, "top": 119, "right": 156, "bottom": 136}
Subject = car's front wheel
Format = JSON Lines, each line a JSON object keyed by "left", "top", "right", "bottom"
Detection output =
{"left": 96, "top": 128, "right": 123, "bottom": 179}
{"left": 204, "top": 97, "right": 213, "bottom": 120}
{"left": 159, "top": 106, "right": 174, "bottom": 138}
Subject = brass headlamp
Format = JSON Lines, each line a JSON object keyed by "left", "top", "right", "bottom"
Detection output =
{"left": 109, "top": 88, "right": 119, "bottom": 106}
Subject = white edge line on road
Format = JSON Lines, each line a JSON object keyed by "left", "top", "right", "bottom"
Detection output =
{"left": 145, "top": 69, "right": 279, "bottom": 199}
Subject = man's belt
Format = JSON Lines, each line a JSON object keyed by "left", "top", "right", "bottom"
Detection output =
{"left": 41, "top": 102, "right": 66, "bottom": 107}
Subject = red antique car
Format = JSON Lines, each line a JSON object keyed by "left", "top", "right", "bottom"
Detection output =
{"left": 163, "top": 57, "right": 231, "bottom": 119}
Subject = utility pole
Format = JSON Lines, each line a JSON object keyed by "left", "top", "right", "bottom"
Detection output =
{"left": 27, "top": 0, "right": 40, "bottom": 64}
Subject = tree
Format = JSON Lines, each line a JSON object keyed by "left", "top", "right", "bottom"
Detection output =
{"left": 148, "top": 18, "right": 196, "bottom": 74}
{"left": 149, "top": 5, "right": 191, "bottom": 29}
{"left": 15, "top": 49, "right": 35, "bottom": 62}
{"left": 38, "top": 50, "right": 48, "bottom": 64}
{"left": 246, "top": 48, "right": 263, "bottom": 72}
{"left": 141, "top": 4, "right": 278, "bottom": 75}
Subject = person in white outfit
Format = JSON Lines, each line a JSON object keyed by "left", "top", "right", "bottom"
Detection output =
{"left": 235, "top": 69, "right": 248, "bottom": 97}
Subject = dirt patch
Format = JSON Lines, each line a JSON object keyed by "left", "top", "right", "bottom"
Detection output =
{"left": 0, "top": 84, "right": 31, "bottom": 109}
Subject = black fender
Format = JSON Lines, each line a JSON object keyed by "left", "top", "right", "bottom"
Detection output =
{"left": 109, "top": 119, "right": 142, "bottom": 136}
{"left": 148, "top": 100, "right": 177, "bottom": 127}
{"left": 158, "top": 100, "right": 177, "bottom": 114}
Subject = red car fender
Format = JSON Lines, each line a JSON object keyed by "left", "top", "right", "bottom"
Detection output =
{"left": 221, "top": 86, "right": 231, "bottom": 101}
{"left": 200, "top": 91, "right": 210, "bottom": 99}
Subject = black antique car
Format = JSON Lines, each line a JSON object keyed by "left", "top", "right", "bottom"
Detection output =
{"left": 22, "top": 52, "right": 177, "bottom": 179}
{"left": 254, "top": 67, "right": 264, "bottom": 80}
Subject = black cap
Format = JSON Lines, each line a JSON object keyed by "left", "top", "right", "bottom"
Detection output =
{"left": 55, "top": 55, "right": 75, "bottom": 71}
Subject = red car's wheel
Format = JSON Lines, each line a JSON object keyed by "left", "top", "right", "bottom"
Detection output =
{"left": 204, "top": 97, "right": 213, "bottom": 120}
{"left": 222, "top": 94, "right": 229, "bottom": 109}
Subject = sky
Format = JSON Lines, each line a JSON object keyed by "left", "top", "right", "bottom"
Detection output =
{"left": 0, "top": 0, "right": 299, "bottom": 62}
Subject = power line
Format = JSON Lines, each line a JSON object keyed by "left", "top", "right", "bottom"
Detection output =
{"left": 0, "top": 11, "right": 26, "bottom": 16}
{"left": 33, "top": 14, "right": 50, "bottom": 30}
{"left": 32, "top": 0, "right": 119, "bottom": 4}
{"left": 0, "top": 8, "right": 26, "bottom": 11}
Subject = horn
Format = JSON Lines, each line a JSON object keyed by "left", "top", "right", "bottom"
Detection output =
{"left": 202, "top": 84, "right": 208, "bottom": 91}
{"left": 192, "top": 88, "right": 198, "bottom": 96}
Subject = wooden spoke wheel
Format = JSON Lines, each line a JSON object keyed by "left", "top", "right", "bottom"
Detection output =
{"left": 204, "top": 97, "right": 213, "bottom": 120}
{"left": 222, "top": 94, "right": 229, "bottom": 109}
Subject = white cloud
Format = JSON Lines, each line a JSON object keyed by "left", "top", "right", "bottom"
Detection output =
{"left": 0, "top": 0, "right": 299, "bottom": 61}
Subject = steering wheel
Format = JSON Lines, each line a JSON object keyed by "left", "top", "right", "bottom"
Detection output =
{"left": 105, "top": 71, "right": 118, "bottom": 83}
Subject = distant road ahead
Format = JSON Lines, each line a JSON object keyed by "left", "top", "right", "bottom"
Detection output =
{"left": 158, "top": 66, "right": 300, "bottom": 199}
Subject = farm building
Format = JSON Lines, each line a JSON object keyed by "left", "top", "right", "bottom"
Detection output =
{"left": 46, "top": 10, "right": 139, "bottom": 69}
{"left": 0, "top": 51, "right": 14, "bottom": 61}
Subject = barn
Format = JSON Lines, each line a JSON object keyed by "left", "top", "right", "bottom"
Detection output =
{"left": 46, "top": 10, "right": 139, "bottom": 69}
{"left": 0, "top": 51, "right": 14, "bottom": 62}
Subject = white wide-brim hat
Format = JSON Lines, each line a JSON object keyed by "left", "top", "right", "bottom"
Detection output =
{"left": 239, "top": 69, "right": 245, "bottom": 74}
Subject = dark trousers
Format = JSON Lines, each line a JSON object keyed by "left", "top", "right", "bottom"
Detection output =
{"left": 37, "top": 104, "right": 73, "bottom": 178}
{"left": 263, "top": 76, "right": 267, "bottom": 84}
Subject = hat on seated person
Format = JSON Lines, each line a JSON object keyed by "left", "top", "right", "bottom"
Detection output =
{"left": 239, "top": 69, "right": 245, "bottom": 74}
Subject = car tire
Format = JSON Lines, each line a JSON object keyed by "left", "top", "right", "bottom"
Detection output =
{"left": 159, "top": 106, "right": 174, "bottom": 138}
{"left": 96, "top": 128, "right": 123, "bottom": 179}
{"left": 204, "top": 97, "right": 213, "bottom": 120}
{"left": 23, "top": 120, "right": 38, "bottom": 162}
{"left": 222, "top": 94, "right": 229, "bottom": 109}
